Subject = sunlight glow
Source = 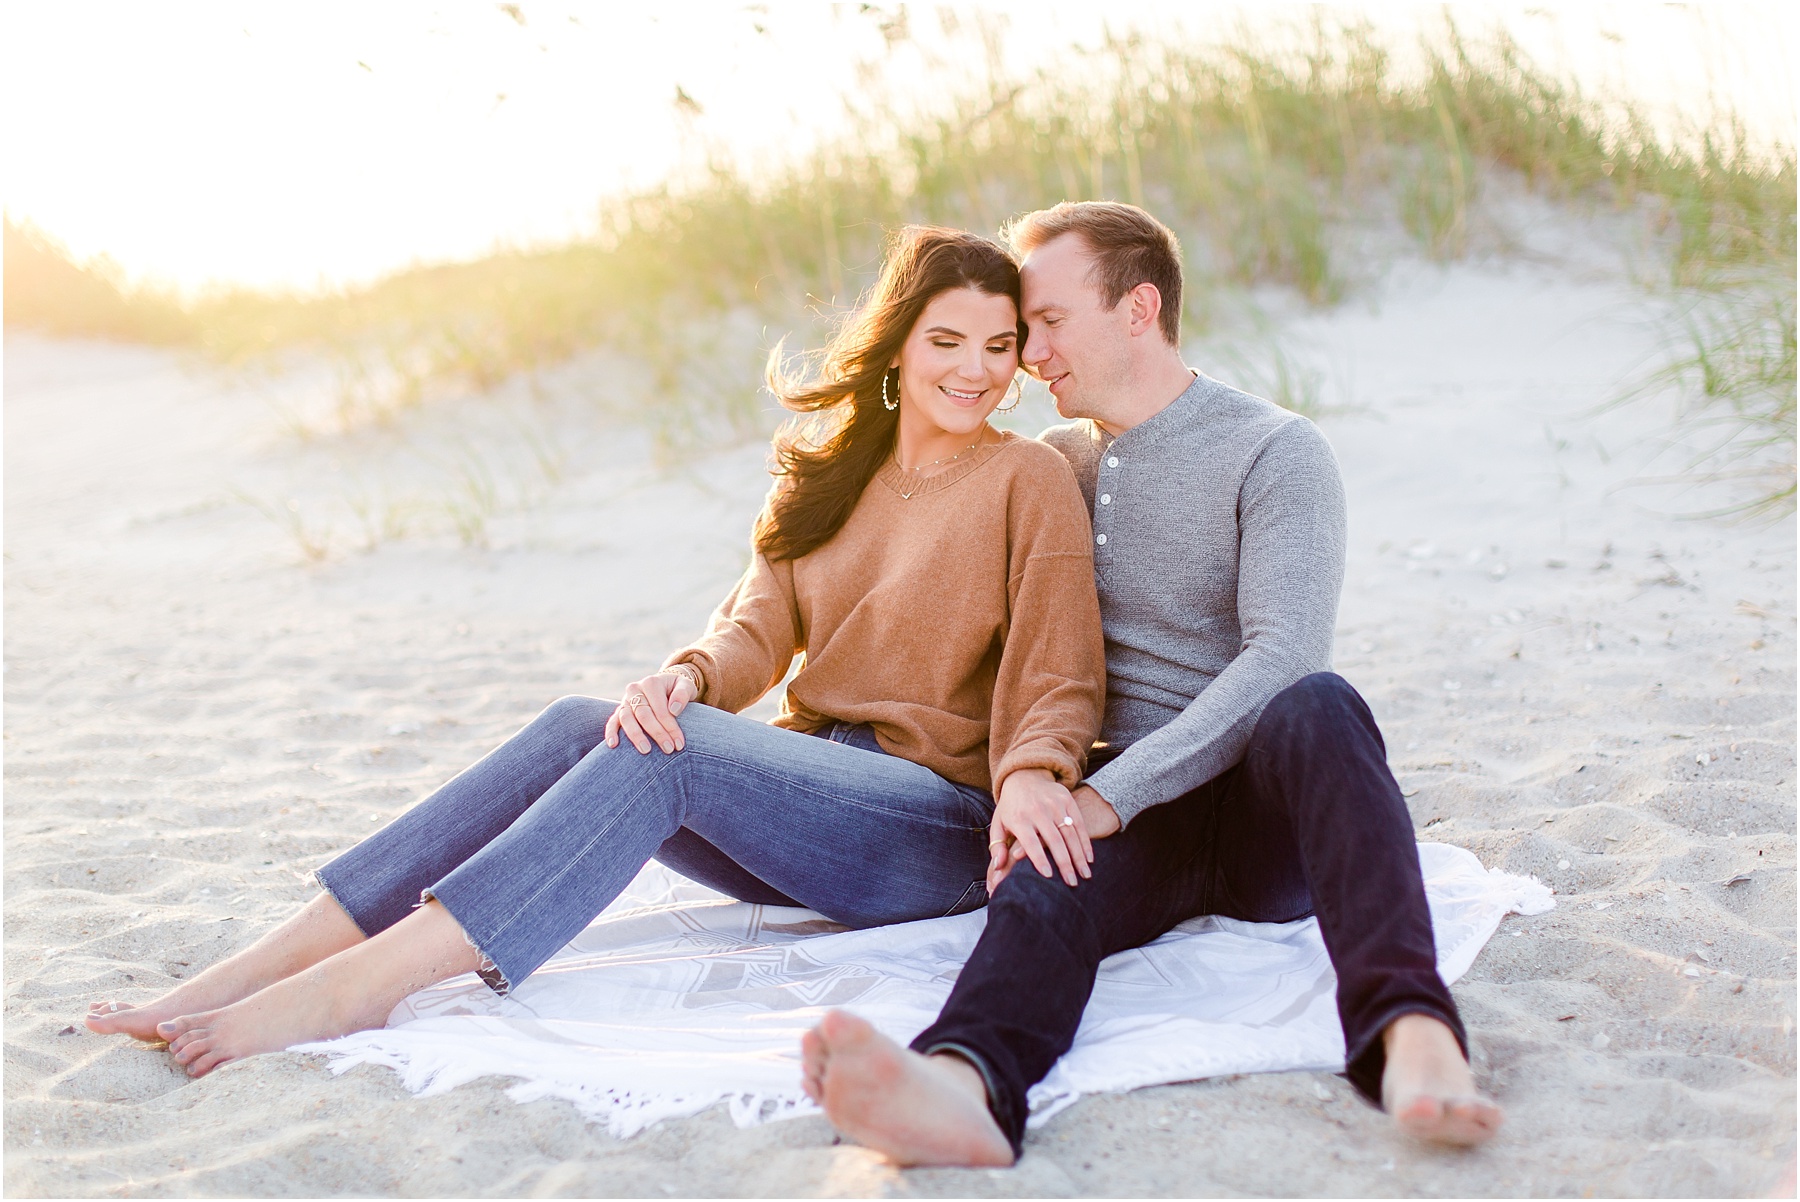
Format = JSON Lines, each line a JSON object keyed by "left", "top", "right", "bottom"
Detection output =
{"left": 4, "top": 1, "right": 1793, "bottom": 294}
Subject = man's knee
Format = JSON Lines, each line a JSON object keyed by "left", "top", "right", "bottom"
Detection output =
{"left": 988, "top": 861, "right": 1104, "bottom": 932}
{"left": 1250, "top": 672, "right": 1378, "bottom": 753}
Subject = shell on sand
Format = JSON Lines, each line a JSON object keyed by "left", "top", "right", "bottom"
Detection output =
{"left": 4, "top": 253, "right": 1793, "bottom": 1196}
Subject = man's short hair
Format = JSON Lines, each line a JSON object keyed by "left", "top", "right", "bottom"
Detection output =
{"left": 1003, "top": 201, "right": 1184, "bottom": 345}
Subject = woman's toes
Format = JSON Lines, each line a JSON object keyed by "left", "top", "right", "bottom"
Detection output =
{"left": 169, "top": 1031, "right": 212, "bottom": 1065}
{"left": 186, "top": 1050, "right": 228, "bottom": 1078}
{"left": 156, "top": 1013, "right": 203, "bottom": 1041}
{"left": 85, "top": 1001, "right": 134, "bottom": 1030}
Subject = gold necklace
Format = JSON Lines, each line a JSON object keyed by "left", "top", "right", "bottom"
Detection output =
{"left": 893, "top": 436, "right": 984, "bottom": 500}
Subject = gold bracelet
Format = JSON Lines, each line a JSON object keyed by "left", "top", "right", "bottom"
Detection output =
{"left": 665, "top": 662, "right": 704, "bottom": 697}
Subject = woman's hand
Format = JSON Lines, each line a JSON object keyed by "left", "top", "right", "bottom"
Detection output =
{"left": 604, "top": 671, "right": 698, "bottom": 754}
{"left": 987, "top": 768, "right": 1092, "bottom": 892}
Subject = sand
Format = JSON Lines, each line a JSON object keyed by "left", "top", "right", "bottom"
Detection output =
{"left": 4, "top": 242, "right": 1794, "bottom": 1196}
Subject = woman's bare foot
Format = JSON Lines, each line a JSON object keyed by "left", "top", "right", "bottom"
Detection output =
{"left": 158, "top": 898, "right": 478, "bottom": 1078}
{"left": 805, "top": 1009, "right": 1014, "bottom": 1167}
{"left": 86, "top": 892, "right": 365, "bottom": 1042}
{"left": 158, "top": 962, "right": 385, "bottom": 1078}
{"left": 1381, "top": 1013, "right": 1504, "bottom": 1146}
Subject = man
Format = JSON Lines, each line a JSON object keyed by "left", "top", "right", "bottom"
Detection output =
{"left": 800, "top": 202, "right": 1504, "bottom": 1166}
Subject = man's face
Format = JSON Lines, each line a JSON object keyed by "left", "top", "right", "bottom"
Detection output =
{"left": 1018, "top": 233, "right": 1134, "bottom": 424}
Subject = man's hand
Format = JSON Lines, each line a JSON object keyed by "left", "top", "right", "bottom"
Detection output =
{"left": 987, "top": 769, "right": 1091, "bottom": 893}
{"left": 1071, "top": 783, "right": 1120, "bottom": 839}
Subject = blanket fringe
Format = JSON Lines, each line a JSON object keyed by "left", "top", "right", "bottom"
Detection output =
{"left": 308, "top": 1041, "right": 818, "bottom": 1139}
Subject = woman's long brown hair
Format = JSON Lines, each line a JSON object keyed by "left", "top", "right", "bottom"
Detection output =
{"left": 755, "top": 226, "right": 1021, "bottom": 562}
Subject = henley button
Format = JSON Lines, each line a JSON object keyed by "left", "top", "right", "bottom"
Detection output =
{"left": 1095, "top": 533, "right": 1108, "bottom": 545}
{"left": 1100, "top": 494, "right": 1111, "bottom": 504}
{"left": 1106, "top": 456, "right": 1119, "bottom": 467}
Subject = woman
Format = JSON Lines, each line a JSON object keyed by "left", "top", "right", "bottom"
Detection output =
{"left": 86, "top": 226, "right": 1106, "bottom": 1078}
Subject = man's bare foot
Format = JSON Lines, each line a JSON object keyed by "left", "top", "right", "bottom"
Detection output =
{"left": 806, "top": 1009, "right": 1014, "bottom": 1167}
{"left": 86, "top": 892, "right": 365, "bottom": 1042}
{"left": 1381, "top": 1013, "right": 1504, "bottom": 1146}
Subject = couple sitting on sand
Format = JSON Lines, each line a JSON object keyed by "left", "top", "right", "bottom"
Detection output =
{"left": 87, "top": 201, "right": 1502, "bottom": 1164}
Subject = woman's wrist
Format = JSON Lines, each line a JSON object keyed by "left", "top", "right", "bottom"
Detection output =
{"left": 997, "top": 766, "right": 1055, "bottom": 796}
{"left": 664, "top": 662, "right": 704, "bottom": 698}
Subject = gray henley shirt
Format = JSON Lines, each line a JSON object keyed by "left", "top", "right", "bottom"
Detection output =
{"left": 1042, "top": 371, "right": 1348, "bottom": 827}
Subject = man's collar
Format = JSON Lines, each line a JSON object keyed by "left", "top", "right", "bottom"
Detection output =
{"left": 1098, "top": 372, "right": 1207, "bottom": 446}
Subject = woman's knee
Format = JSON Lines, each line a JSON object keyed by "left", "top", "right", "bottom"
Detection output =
{"left": 532, "top": 694, "right": 614, "bottom": 749}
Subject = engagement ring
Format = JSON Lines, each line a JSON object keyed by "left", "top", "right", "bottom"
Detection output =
{"left": 1061, "top": 816, "right": 1075, "bottom": 827}
{"left": 625, "top": 695, "right": 649, "bottom": 708}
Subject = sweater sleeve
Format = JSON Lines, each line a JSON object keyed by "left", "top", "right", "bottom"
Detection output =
{"left": 663, "top": 549, "right": 803, "bottom": 715}
{"left": 1084, "top": 418, "right": 1347, "bottom": 826}
{"left": 988, "top": 454, "right": 1107, "bottom": 792}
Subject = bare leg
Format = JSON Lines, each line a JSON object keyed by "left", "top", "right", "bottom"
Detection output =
{"left": 156, "top": 900, "right": 479, "bottom": 1078}
{"left": 803, "top": 1009, "right": 1013, "bottom": 1167}
{"left": 1381, "top": 1013, "right": 1504, "bottom": 1146}
{"left": 86, "top": 892, "right": 365, "bottom": 1041}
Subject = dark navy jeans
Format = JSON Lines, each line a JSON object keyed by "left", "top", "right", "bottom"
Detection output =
{"left": 316, "top": 697, "right": 994, "bottom": 992}
{"left": 910, "top": 673, "right": 1464, "bottom": 1156}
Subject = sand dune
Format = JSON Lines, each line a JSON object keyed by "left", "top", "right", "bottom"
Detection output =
{"left": 4, "top": 252, "right": 1793, "bottom": 1196}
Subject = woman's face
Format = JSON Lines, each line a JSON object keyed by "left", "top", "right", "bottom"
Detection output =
{"left": 891, "top": 286, "right": 1020, "bottom": 439}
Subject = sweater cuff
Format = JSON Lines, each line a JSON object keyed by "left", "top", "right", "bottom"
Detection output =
{"left": 1082, "top": 759, "right": 1157, "bottom": 829}
{"left": 993, "top": 739, "right": 1084, "bottom": 794}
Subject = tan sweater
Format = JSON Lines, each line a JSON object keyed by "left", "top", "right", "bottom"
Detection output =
{"left": 665, "top": 432, "right": 1105, "bottom": 793}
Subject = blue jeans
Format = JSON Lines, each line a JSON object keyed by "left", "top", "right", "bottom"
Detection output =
{"left": 315, "top": 696, "right": 995, "bottom": 992}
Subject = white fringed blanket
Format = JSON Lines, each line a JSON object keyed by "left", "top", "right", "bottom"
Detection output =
{"left": 295, "top": 843, "right": 1551, "bottom": 1136}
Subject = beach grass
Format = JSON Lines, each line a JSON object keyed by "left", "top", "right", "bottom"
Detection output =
{"left": 1619, "top": 284, "right": 1797, "bottom": 519}
{"left": 6, "top": 19, "right": 1793, "bottom": 497}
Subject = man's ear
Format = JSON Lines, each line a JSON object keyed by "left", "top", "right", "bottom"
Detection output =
{"left": 1125, "top": 282, "right": 1163, "bottom": 338}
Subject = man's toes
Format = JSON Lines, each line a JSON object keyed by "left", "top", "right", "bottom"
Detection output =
{"left": 1447, "top": 1097, "right": 1504, "bottom": 1138}
{"left": 818, "top": 1008, "right": 877, "bottom": 1050}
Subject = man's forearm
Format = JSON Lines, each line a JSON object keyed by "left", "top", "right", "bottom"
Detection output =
{"left": 1083, "top": 646, "right": 1316, "bottom": 826}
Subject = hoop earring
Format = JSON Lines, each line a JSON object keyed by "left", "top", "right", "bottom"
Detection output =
{"left": 996, "top": 374, "right": 1023, "bottom": 413}
{"left": 882, "top": 368, "right": 898, "bottom": 411}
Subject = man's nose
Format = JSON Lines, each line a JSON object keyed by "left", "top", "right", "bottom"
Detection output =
{"left": 1022, "top": 325, "right": 1049, "bottom": 368}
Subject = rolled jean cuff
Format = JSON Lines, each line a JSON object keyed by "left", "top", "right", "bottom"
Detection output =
{"left": 1343, "top": 1000, "right": 1469, "bottom": 1108}
{"left": 913, "top": 1039, "right": 1023, "bottom": 1159}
